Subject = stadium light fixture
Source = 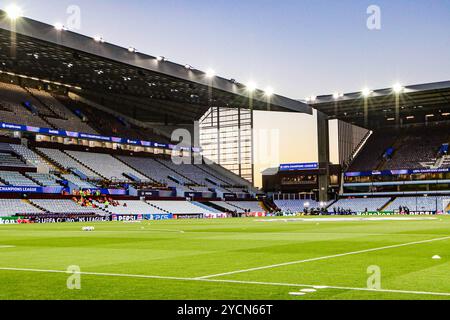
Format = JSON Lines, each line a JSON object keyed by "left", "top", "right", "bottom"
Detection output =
{"left": 184, "top": 64, "right": 193, "bottom": 70}
{"left": 5, "top": 4, "right": 23, "bottom": 20}
{"left": 246, "top": 81, "right": 257, "bottom": 92}
{"left": 393, "top": 83, "right": 404, "bottom": 94}
{"left": 205, "top": 69, "right": 216, "bottom": 78}
{"left": 128, "top": 47, "right": 137, "bottom": 53}
{"left": 306, "top": 96, "right": 317, "bottom": 103}
{"left": 93, "top": 35, "right": 105, "bottom": 43}
{"left": 333, "top": 92, "right": 344, "bottom": 100}
{"left": 54, "top": 23, "right": 65, "bottom": 31}
{"left": 264, "top": 87, "right": 274, "bottom": 97}
{"left": 361, "top": 88, "right": 372, "bottom": 97}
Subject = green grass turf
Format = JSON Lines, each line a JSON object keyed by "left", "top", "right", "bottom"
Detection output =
{"left": 1, "top": 216, "right": 450, "bottom": 300}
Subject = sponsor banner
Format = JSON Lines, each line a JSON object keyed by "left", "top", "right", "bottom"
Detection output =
{"left": 279, "top": 162, "right": 319, "bottom": 171}
{"left": 247, "top": 212, "right": 266, "bottom": 217}
{"left": 204, "top": 213, "right": 228, "bottom": 219}
{"left": 359, "top": 211, "right": 395, "bottom": 216}
{"left": 143, "top": 214, "right": 173, "bottom": 220}
{"left": 138, "top": 190, "right": 160, "bottom": 197}
{"left": 345, "top": 168, "right": 450, "bottom": 177}
{"left": 394, "top": 210, "right": 436, "bottom": 215}
{"left": 359, "top": 211, "right": 436, "bottom": 216}
{"left": 0, "top": 217, "right": 19, "bottom": 224}
{"left": 0, "top": 186, "right": 64, "bottom": 194}
{"left": 184, "top": 192, "right": 204, "bottom": 198}
{"left": 34, "top": 216, "right": 108, "bottom": 223}
{"left": 173, "top": 214, "right": 203, "bottom": 220}
{"left": 20, "top": 215, "right": 108, "bottom": 223}
{"left": 0, "top": 121, "right": 199, "bottom": 152}
{"left": 111, "top": 214, "right": 144, "bottom": 221}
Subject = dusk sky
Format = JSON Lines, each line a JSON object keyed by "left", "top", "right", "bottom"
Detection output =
{"left": 3, "top": 0, "right": 450, "bottom": 186}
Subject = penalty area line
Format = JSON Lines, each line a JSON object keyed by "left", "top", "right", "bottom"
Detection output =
{"left": 196, "top": 235, "right": 450, "bottom": 279}
{"left": 0, "top": 267, "right": 450, "bottom": 297}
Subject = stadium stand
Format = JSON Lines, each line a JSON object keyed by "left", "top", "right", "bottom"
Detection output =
{"left": 26, "top": 87, "right": 98, "bottom": 134}
{"left": 9, "top": 144, "right": 53, "bottom": 169}
{"left": 155, "top": 158, "right": 244, "bottom": 195}
{"left": 146, "top": 200, "right": 219, "bottom": 214}
{"left": 30, "top": 199, "right": 105, "bottom": 215}
{"left": 328, "top": 198, "right": 391, "bottom": 213}
{"left": 25, "top": 173, "right": 62, "bottom": 187}
{"left": 383, "top": 125, "right": 450, "bottom": 170}
{"left": 116, "top": 155, "right": 191, "bottom": 190}
{"left": 55, "top": 94, "right": 171, "bottom": 143}
{"left": 0, "top": 82, "right": 50, "bottom": 128}
{"left": 210, "top": 201, "right": 245, "bottom": 213}
{"left": 0, "top": 171, "right": 39, "bottom": 186}
{"left": 349, "top": 124, "right": 450, "bottom": 171}
{"left": 227, "top": 201, "right": 264, "bottom": 212}
{"left": 37, "top": 148, "right": 102, "bottom": 180}
{"left": 384, "top": 196, "right": 447, "bottom": 212}
{"left": 61, "top": 174, "right": 97, "bottom": 189}
{"left": 275, "top": 199, "right": 323, "bottom": 212}
{"left": 0, "top": 199, "right": 43, "bottom": 216}
{"left": 64, "top": 151, "right": 150, "bottom": 182}
{"left": 0, "top": 152, "right": 30, "bottom": 168}
{"left": 348, "top": 130, "right": 399, "bottom": 171}
{"left": 95, "top": 200, "right": 156, "bottom": 215}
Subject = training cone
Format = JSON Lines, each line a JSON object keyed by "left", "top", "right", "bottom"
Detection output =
{"left": 432, "top": 255, "right": 441, "bottom": 260}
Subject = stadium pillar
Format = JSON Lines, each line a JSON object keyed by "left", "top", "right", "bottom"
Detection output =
{"left": 317, "top": 110, "right": 330, "bottom": 202}
{"left": 216, "top": 107, "right": 221, "bottom": 165}
{"left": 238, "top": 106, "right": 242, "bottom": 177}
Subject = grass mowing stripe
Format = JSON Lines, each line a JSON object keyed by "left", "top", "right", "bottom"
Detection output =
{"left": 196, "top": 235, "right": 450, "bottom": 279}
{"left": 1, "top": 267, "right": 450, "bottom": 297}
{"left": 0, "top": 245, "right": 15, "bottom": 249}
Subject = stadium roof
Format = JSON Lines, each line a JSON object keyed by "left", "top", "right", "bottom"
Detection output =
{"left": 0, "top": 10, "right": 311, "bottom": 123}
{"left": 309, "top": 81, "right": 450, "bottom": 130}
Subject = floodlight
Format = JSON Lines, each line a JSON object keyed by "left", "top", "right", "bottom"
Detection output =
{"left": 246, "top": 81, "right": 257, "bottom": 92}
{"left": 264, "top": 87, "right": 274, "bottom": 97}
{"left": 5, "top": 4, "right": 23, "bottom": 20}
{"left": 393, "top": 83, "right": 404, "bottom": 94}
{"left": 54, "top": 23, "right": 65, "bottom": 31}
{"left": 205, "top": 69, "right": 216, "bottom": 78}
{"left": 361, "top": 88, "right": 372, "bottom": 97}
{"left": 93, "top": 35, "right": 104, "bottom": 43}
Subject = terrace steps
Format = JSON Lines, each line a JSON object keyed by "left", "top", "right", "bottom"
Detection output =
{"left": 62, "top": 150, "right": 108, "bottom": 181}
{"left": 154, "top": 158, "right": 198, "bottom": 186}
{"left": 32, "top": 147, "right": 69, "bottom": 174}
{"left": 380, "top": 197, "right": 396, "bottom": 212}
{"left": 113, "top": 155, "right": 158, "bottom": 185}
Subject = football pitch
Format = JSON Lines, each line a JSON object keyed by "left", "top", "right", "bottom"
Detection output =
{"left": 1, "top": 216, "right": 450, "bottom": 300}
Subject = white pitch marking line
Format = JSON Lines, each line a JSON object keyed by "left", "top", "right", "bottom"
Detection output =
{"left": 301, "top": 288, "right": 317, "bottom": 293}
{"left": 289, "top": 292, "right": 306, "bottom": 296}
{"left": 196, "top": 235, "right": 450, "bottom": 279}
{"left": 1, "top": 267, "right": 450, "bottom": 297}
